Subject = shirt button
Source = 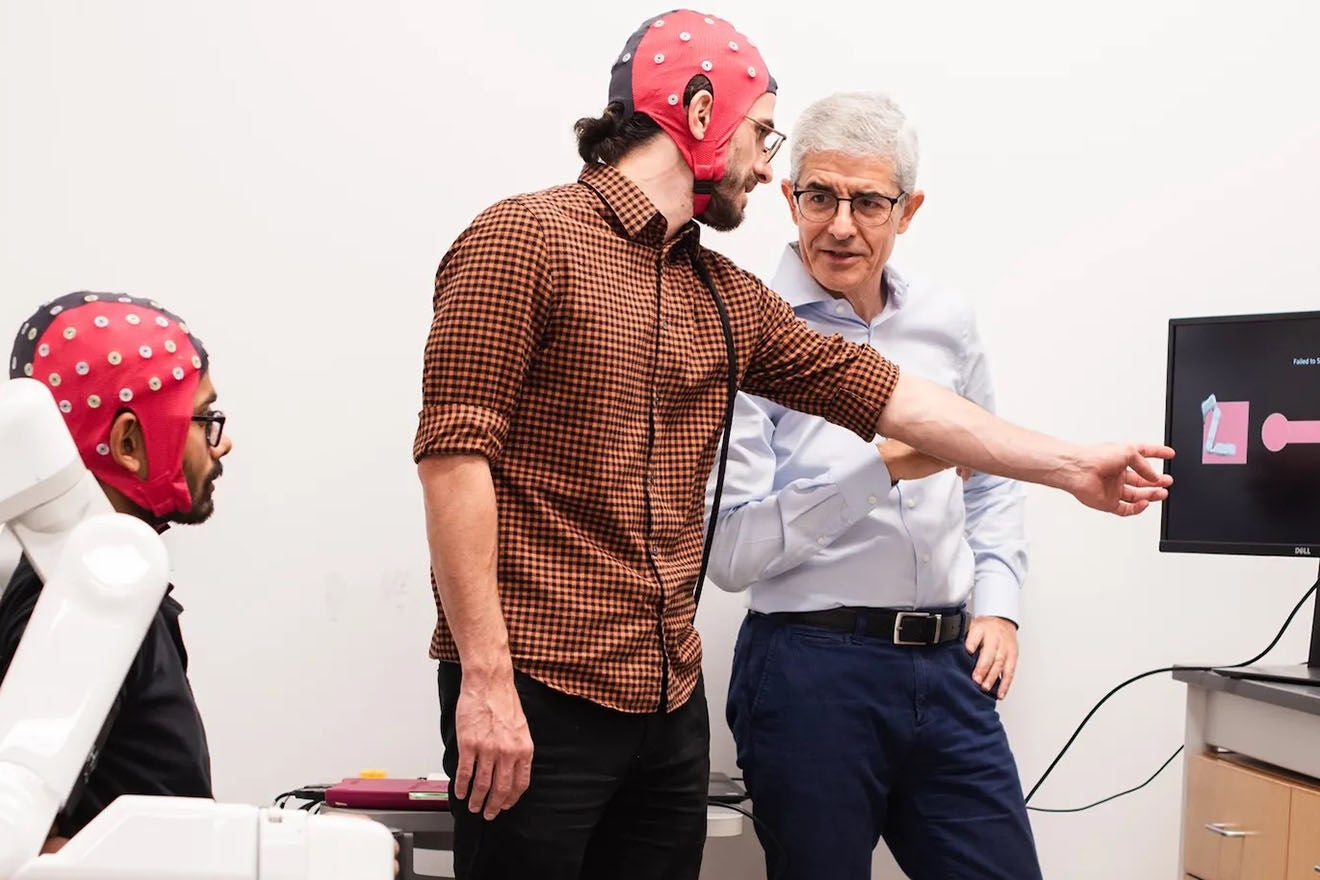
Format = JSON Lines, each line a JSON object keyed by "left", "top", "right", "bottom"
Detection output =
{"left": 816, "top": 536, "right": 826, "bottom": 545}
{"left": 906, "top": 498, "right": 917, "bottom": 509}
{"left": 834, "top": 302, "right": 846, "bottom": 314}
{"left": 922, "top": 553, "right": 931, "bottom": 564}
{"left": 867, "top": 495, "right": 878, "bottom": 505}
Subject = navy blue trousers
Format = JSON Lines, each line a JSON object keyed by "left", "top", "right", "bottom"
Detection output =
{"left": 727, "top": 611, "right": 1042, "bottom": 880}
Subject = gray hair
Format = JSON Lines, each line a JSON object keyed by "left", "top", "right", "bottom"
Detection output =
{"left": 788, "top": 92, "right": 920, "bottom": 193}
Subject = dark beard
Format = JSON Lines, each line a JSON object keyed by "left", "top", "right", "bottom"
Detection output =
{"left": 696, "top": 198, "right": 741, "bottom": 231}
{"left": 165, "top": 460, "right": 222, "bottom": 526}
{"left": 695, "top": 172, "right": 751, "bottom": 232}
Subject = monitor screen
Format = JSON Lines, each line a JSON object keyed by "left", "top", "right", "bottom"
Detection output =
{"left": 1161, "top": 311, "right": 1320, "bottom": 557}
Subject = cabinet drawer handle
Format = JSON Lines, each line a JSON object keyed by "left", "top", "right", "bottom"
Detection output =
{"left": 1204, "top": 822, "right": 1255, "bottom": 838}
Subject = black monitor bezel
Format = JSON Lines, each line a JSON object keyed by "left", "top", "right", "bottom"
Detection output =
{"left": 1160, "top": 309, "right": 1320, "bottom": 557}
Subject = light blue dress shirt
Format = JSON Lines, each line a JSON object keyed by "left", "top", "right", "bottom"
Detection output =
{"left": 706, "top": 244, "right": 1027, "bottom": 621}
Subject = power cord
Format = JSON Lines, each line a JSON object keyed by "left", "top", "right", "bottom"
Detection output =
{"left": 1025, "top": 570, "right": 1320, "bottom": 812}
{"left": 273, "top": 783, "right": 330, "bottom": 810}
{"left": 707, "top": 799, "right": 785, "bottom": 868}
{"left": 1027, "top": 746, "right": 1183, "bottom": 813}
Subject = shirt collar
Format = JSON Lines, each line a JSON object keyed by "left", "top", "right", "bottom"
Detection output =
{"left": 768, "top": 242, "right": 908, "bottom": 314}
{"left": 578, "top": 163, "right": 699, "bottom": 254}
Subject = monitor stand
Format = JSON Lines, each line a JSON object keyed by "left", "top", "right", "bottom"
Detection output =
{"left": 1215, "top": 561, "right": 1320, "bottom": 687}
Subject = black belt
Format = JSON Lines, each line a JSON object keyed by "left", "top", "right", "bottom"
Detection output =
{"left": 767, "top": 607, "right": 968, "bottom": 646}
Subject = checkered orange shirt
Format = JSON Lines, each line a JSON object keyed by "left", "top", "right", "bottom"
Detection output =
{"left": 414, "top": 163, "right": 900, "bottom": 713}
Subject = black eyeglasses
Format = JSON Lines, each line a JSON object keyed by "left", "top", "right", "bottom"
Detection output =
{"left": 191, "top": 411, "right": 226, "bottom": 448}
{"left": 792, "top": 188, "right": 906, "bottom": 226}
{"left": 745, "top": 117, "right": 786, "bottom": 162}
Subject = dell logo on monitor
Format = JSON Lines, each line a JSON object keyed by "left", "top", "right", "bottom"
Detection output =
{"left": 1297, "top": 547, "right": 1313, "bottom": 556}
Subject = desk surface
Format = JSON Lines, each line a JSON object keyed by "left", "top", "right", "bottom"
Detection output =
{"left": 1173, "top": 667, "right": 1320, "bottom": 717}
{"left": 321, "top": 803, "right": 746, "bottom": 837}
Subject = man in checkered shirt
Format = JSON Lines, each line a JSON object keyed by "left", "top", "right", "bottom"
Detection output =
{"left": 412, "top": 10, "right": 1174, "bottom": 880}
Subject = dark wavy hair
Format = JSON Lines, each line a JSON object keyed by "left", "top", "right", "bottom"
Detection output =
{"left": 574, "top": 75, "right": 713, "bottom": 165}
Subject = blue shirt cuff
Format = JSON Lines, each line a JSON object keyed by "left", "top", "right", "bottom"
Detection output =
{"left": 970, "top": 565, "right": 1021, "bottom": 625}
{"left": 826, "top": 442, "right": 894, "bottom": 524}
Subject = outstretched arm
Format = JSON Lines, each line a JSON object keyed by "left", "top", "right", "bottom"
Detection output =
{"left": 878, "top": 373, "right": 1172, "bottom": 516}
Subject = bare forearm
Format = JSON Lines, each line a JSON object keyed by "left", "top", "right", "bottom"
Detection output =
{"left": 877, "top": 374, "right": 1079, "bottom": 491}
{"left": 418, "top": 455, "right": 511, "bottom": 679}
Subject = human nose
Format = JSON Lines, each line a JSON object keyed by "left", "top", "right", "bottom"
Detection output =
{"left": 828, "top": 200, "right": 857, "bottom": 239}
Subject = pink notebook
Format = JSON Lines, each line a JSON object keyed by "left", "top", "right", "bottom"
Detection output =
{"left": 323, "top": 777, "right": 451, "bottom": 811}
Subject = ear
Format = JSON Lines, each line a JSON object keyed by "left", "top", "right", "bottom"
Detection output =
{"left": 780, "top": 178, "right": 798, "bottom": 221}
{"left": 895, "top": 190, "right": 925, "bottom": 234}
{"left": 108, "top": 411, "right": 149, "bottom": 479}
{"left": 686, "top": 90, "right": 714, "bottom": 141}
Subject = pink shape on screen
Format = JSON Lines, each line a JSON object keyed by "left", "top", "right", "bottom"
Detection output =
{"left": 1262, "top": 412, "right": 1320, "bottom": 452}
{"left": 1202, "top": 400, "right": 1249, "bottom": 465}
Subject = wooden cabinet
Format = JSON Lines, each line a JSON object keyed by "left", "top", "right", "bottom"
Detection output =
{"left": 1183, "top": 753, "right": 1320, "bottom": 880}
{"left": 1286, "top": 787, "right": 1320, "bottom": 879}
{"left": 1185, "top": 753, "right": 1290, "bottom": 880}
{"left": 1174, "top": 671, "right": 1320, "bottom": 879}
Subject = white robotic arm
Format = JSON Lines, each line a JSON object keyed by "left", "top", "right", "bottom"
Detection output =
{"left": 0, "top": 509, "right": 167, "bottom": 876}
{"left": 0, "top": 379, "right": 113, "bottom": 585}
{"left": 0, "top": 379, "right": 393, "bottom": 880}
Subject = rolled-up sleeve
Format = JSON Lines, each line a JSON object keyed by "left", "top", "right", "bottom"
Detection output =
{"left": 740, "top": 281, "right": 900, "bottom": 440}
{"left": 413, "top": 199, "right": 552, "bottom": 463}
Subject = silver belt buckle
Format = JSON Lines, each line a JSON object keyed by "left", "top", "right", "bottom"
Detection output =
{"left": 893, "top": 611, "right": 941, "bottom": 646}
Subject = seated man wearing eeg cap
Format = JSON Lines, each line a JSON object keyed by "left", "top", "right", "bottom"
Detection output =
{"left": 1, "top": 292, "right": 232, "bottom": 852}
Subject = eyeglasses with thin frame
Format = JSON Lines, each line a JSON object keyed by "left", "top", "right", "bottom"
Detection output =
{"left": 191, "top": 411, "right": 226, "bottom": 448}
{"left": 791, "top": 188, "right": 906, "bottom": 226}
{"left": 745, "top": 117, "right": 786, "bottom": 162}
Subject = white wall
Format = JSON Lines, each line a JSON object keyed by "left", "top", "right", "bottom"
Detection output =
{"left": 3, "top": 1, "right": 1320, "bottom": 877}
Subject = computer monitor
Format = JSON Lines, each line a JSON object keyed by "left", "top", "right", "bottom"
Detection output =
{"left": 1161, "top": 310, "right": 1320, "bottom": 686}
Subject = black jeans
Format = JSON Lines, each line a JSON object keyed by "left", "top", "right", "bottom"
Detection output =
{"left": 437, "top": 662, "right": 710, "bottom": 880}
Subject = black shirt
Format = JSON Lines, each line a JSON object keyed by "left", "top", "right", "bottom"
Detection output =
{"left": 0, "top": 555, "right": 213, "bottom": 837}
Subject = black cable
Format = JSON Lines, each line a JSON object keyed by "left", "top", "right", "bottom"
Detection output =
{"left": 1025, "top": 572, "right": 1319, "bottom": 810}
{"left": 690, "top": 253, "right": 738, "bottom": 611}
{"left": 272, "top": 784, "right": 331, "bottom": 810}
{"left": 1218, "top": 572, "right": 1320, "bottom": 670}
{"left": 707, "top": 800, "right": 785, "bottom": 868}
{"left": 1025, "top": 667, "right": 1193, "bottom": 806}
{"left": 707, "top": 801, "right": 753, "bottom": 820}
{"left": 1028, "top": 746, "right": 1183, "bottom": 814}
